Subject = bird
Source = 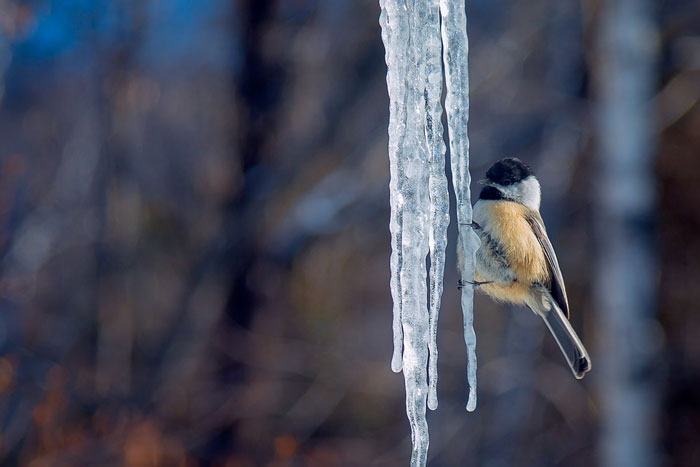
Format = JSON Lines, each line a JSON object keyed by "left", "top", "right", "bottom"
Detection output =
{"left": 468, "top": 157, "right": 591, "bottom": 379}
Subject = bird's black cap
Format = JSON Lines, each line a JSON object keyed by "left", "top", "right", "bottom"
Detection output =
{"left": 485, "top": 157, "right": 534, "bottom": 186}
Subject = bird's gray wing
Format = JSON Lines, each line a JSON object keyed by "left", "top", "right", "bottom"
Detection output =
{"left": 525, "top": 210, "right": 570, "bottom": 319}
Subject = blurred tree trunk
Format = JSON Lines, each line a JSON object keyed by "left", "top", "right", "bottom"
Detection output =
{"left": 595, "top": 0, "right": 660, "bottom": 466}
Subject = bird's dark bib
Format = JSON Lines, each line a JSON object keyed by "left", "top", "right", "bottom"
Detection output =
{"left": 479, "top": 186, "right": 506, "bottom": 201}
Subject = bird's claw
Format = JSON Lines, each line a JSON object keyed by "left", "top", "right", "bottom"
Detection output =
{"left": 458, "top": 279, "right": 493, "bottom": 289}
{"left": 459, "top": 221, "right": 481, "bottom": 230}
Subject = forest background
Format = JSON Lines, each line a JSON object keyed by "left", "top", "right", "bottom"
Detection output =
{"left": 0, "top": 0, "right": 699, "bottom": 465}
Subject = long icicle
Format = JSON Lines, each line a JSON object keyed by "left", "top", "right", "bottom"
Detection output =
{"left": 380, "top": 0, "right": 409, "bottom": 374}
{"left": 439, "top": 0, "right": 480, "bottom": 412}
{"left": 382, "top": 1, "right": 432, "bottom": 461}
{"left": 402, "top": 0, "right": 431, "bottom": 463}
{"left": 423, "top": 0, "right": 449, "bottom": 411}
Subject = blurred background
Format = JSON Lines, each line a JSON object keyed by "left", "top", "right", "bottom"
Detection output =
{"left": 0, "top": 0, "right": 698, "bottom": 465}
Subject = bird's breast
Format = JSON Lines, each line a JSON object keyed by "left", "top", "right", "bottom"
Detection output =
{"left": 474, "top": 200, "right": 549, "bottom": 286}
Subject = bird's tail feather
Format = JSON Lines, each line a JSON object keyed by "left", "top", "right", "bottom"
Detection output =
{"left": 535, "top": 297, "right": 591, "bottom": 379}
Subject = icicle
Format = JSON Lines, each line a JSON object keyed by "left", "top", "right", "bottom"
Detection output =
{"left": 381, "top": 0, "right": 410, "bottom": 375}
{"left": 423, "top": 2, "right": 448, "bottom": 412}
{"left": 402, "top": 0, "right": 432, "bottom": 463}
{"left": 439, "top": 0, "right": 480, "bottom": 412}
{"left": 380, "top": 0, "right": 478, "bottom": 463}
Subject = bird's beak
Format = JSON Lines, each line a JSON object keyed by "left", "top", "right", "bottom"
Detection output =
{"left": 478, "top": 179, "right": 489, "bottom": 186}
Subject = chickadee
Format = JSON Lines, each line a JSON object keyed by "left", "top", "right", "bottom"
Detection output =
{"left": 469, "top": 157, "right": 591, "bottom": 379}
